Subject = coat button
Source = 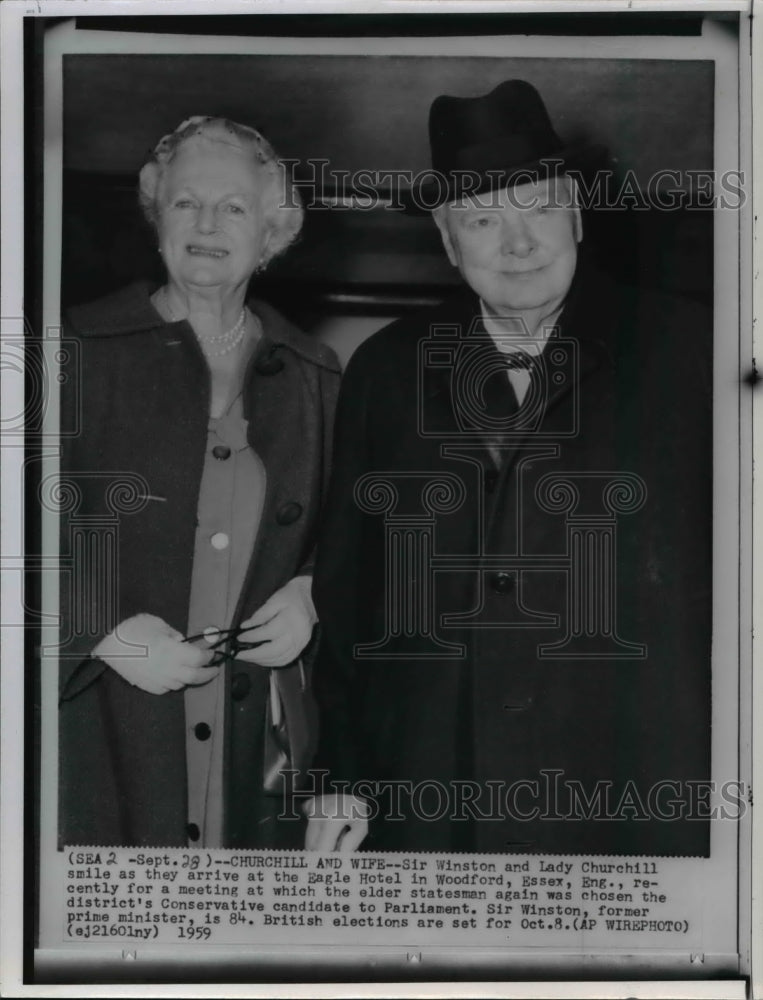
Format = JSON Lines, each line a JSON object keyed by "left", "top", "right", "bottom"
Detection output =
{"left": 491, "top": 571, "right": 514, "bottom": 594}
{"left": 231, "top": 672, "right": 251, "bottom": 701}
{"left": 255, "top": 351, "right": 285, "bottom": 375}
{"left": 186, "top": 822, "right": 200, "bottom": 841}
{"left": 210, "top": 532, "right": 229, "bottom": 550}
{"left": 194, "top": 722, "right": 211, "bottom": 741}
{"left": 212, "top": 445, "right": 231, "bottom": 460}
{"left": 276, "top": 501, "right": 303, "bottom": 526}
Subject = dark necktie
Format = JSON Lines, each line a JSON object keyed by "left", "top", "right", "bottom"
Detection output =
{"left": 479, "top": 351, "right": 528, "bottom": 465}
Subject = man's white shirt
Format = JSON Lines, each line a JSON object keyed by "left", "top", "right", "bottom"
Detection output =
{"left": 480, "top": 301, "right": 563, "bottom": 405}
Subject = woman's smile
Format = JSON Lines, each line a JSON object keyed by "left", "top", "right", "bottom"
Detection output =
{"left": 185, "top": 244, "right": 230, "bottom": 258}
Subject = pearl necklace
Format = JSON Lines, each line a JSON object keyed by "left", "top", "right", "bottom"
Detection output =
{"left": 162, "top": 287, "right": 247, "bottom": 357}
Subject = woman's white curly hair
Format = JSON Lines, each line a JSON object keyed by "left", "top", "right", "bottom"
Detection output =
{"left": 138, "top": 116, "right": 304, "bottom": 269}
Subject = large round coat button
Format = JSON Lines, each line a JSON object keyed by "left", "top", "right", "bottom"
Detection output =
{"left": 194, "top": 722, "right": 211, "bottom": 741}
{"left": 255, "top": 352, "right": 285, "bottom": 375}
{"left": 186, "top": 823, "right": 200, "bottom": 841}
{"left": 491, "top": 571, "right": 514, "bottom": 594}
{"left": 231, "top": 672, "right": 251, "bottom": 701}
{"left": 210, "top": 532, "right": 229, "bottom": 550}
{"left": 212, "top": 445, "right": 231, "bottom": 460}
{"left": 276, "top": 501, "right": 303, "bottom": 526}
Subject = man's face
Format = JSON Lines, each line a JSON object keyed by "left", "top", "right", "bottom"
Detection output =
{"left": 434, "top": 177, "right": 582, "bottom": 319}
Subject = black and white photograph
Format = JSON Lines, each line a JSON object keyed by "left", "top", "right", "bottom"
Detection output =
{"left": 0, "top": 1, "right": 760, "bottom": 996}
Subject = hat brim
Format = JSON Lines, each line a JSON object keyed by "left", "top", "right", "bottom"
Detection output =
{"left": 398, "top": 141, "right": 607, "bottom": 215}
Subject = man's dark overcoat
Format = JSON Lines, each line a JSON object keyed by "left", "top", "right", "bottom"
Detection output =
{"left": 312, "top": 257, "right": 712, "bottom": 856}
{"left": 58, "top": 282, "right": 340, "bottom": 848}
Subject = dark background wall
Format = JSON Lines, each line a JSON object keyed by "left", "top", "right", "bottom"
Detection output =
{"left": 61, "top": 53, "right": 715, "bottom": 359}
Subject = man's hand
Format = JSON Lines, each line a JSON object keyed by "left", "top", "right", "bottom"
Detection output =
{"left": 304, "top": 794, "right": 370, "bottom": 852}
{"left": 93, "top": 613, "right": 217, "bottom": 695}
{"left": 235, "top": 576, "right": 317, "bottom": 668}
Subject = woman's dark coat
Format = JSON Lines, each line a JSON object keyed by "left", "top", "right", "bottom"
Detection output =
{"left": 312, "top": 259, "right": 713, "bottom": 856}
{"left": 58, "top": 282, "right": 340, "bottom": 848}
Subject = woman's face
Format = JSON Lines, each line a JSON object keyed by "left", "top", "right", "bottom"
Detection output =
{"left": 156, "top": 136, "right": 271, "bottom": 293}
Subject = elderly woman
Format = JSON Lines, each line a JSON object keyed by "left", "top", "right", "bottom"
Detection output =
{"left": 58, "top": 117, "right": 340, "bottom": 849}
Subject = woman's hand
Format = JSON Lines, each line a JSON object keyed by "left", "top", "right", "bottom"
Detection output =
{"left": 304, "top": 794, "right": 370, "bottom": 852}
{"left": 234, "top": 576, "right": 317, "bottom": 667}
{"left": 93, "top": 613, "right": 217, "bottom": 695}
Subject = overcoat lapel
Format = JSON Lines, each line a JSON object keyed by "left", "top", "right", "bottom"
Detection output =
{"left": 424, "top": 275, "right": 612, "bottom": 487}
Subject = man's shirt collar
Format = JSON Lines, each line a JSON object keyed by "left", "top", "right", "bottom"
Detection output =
{"left": 479, "top": 300, "right": 564, "bottom": 357}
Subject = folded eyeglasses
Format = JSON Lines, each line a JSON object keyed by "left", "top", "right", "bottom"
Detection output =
{"left": 182, "top": 624, "right": 265, "bottom": 667}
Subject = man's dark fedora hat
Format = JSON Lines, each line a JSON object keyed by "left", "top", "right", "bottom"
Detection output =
{"left": 409, "top": 79, "right": 604, "bottom": 211}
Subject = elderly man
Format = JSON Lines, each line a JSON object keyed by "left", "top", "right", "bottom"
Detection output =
{"left": 306, "top": 80, "right": 712, "bottom": 855}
